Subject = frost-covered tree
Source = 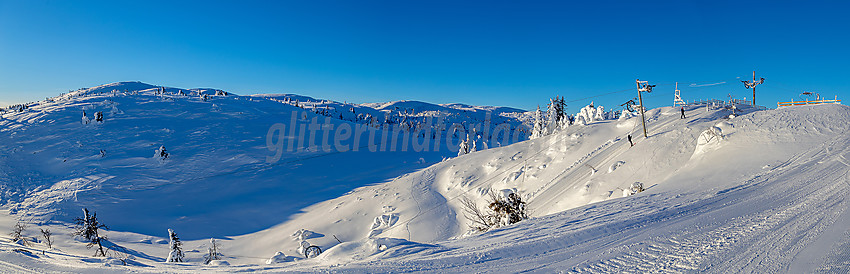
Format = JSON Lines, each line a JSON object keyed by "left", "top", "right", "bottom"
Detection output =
{"left": 73, "top": 208, "right": 108, "bottom": 257}
{"left": 531, "top": 105, "right": 545, "bottom": 139}
{"left": 457, "top": 136, "right": 469, "bottom": 156}
{"left": 166, "top": 229, "right": 184, "bottom": 262}
{"left": 204, "top": 238, "right": 223, "bottom": 264}
{"left": 155, "top": 146, "right": 169, "bottom": 160}
{"left": 546, "top": 97, "right": 559, "bottom": 134}
{"left": 81, "top": 111, "right": 91, "bottom": 125}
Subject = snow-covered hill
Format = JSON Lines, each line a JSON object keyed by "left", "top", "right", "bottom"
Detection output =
{"left": 2, "top": 82, "right": 849, "bottom": 273}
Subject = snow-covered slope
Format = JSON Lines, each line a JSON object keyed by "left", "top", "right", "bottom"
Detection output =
{"left": 2, "top": 82, "right": 850, "bottom": 273}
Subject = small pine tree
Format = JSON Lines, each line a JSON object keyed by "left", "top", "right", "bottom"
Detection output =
{"left": 73, "top": 208, "right": 108, "bottom": 257}
{"left": 203, "top": 238, "right": 223, "bottom": 264}
{"left": 547, "top": 97, "right": 559, "bottom": 133}
{"left": 166, "top": 229, "right": 184, "bottom": 262}
{"left": 531, "top": 105, "right": 545, "bottom": 139}
{"left": 458, "top": 136, "right": 469, "bottom": 156}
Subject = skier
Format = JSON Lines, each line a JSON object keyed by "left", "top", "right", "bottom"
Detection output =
{"left": 680, "top": 107, "right": 686, "bottom": 119}
{"left": 628, "top": 134, "right": 633, "bottom": 147}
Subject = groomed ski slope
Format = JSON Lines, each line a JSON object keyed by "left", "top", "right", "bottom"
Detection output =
{"left": 2, "top": 83, "right": 850, "bottom": 272}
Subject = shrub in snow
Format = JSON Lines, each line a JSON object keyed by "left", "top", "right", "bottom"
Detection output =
{"left": 622, "top": 182, "right": 645, "bottom": 197}
{"left": 608, "top": 161, "right": 625, "bottom": 173}
{"left": 266, "top": 251, "right": 288, "bottom": 264}
{"left": 698, "top": 126, "right": 723, "bottom": 146}
{"left": 291, "top": 229, "right": 315, "bottom": 241}
{"left": 166, "top": 229, "right": 184, "bottom": 262}
{"left": 94, "top": 111, "right": 103, "bottom": 123}
{"left": 203, "top": 238, "right": 223, "bottom": 264}
{"left": 368, "top": 213, "right": 400, "bottom": 238}
{"left": 8, "top": 222, "right": 30, "bottom": 247}
{"left": 73, "top": 208, "right": 108, "bottom": 256}
{"left": 155, "top": 145, "right": 169, "bottom": 160}
{"left": 619, "top": 109, "right": 634, "bottom": 121}
{"left": 81, "top": 111, "right": 91, "bottom": 125}
{"left": 461, "top": 189, "right": 529, "bottom": 232}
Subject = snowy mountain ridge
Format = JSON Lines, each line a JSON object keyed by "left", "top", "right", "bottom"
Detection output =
{"left": 1, "top": 81, "right": 850, "bottom": 273}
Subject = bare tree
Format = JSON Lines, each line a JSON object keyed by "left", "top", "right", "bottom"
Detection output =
{"left": 9, "top": 222, "right": 30, "bottom": 246}
{"left": 40, "top": 228, "right": 53, "bottom": 249}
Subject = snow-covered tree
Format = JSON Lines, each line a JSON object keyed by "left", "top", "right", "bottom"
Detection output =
{"left": 204, "top": 238, "right": 223, "bottom": 264}
{"left": 546, "top": 97, "right": 559, "bottom": 134}
{"left": 155, "top": 145, "right": 169, "bottom": 160}
{"left": 73, "top": 208, "right": 108, "bottom": 257}
{"left": 81, "top": 111, "right": 91, "bottom": 125}
{"left": 458, "top": 136, "right": 469, "bottom": 156}
{"left": 531, "top": 105, "right": 545, "bottom": 139}
{"left": 166, "top": 229, "right": 184, "bottom": 263}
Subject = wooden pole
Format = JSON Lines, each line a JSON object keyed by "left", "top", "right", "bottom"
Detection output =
{"left": 752, "top": 71, "right": 756, "bottom": 106}
{"left": 636, "top": 79, "right": 648, "bottom": 138}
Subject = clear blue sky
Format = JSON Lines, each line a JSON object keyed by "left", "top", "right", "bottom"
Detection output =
{"left": 1, "top": 0, "right": 847, "bottom": 111}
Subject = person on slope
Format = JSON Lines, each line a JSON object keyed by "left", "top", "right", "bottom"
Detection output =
{"left": 680, "top": 107, "right": 686, "bottom": 119}
{"left": 628, "top": 134, "right": 633, "bottom": 147}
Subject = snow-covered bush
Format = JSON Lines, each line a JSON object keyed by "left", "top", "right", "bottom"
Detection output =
{"left": 266, "top": 251, "right": 288, "bottom": 264}
{"left": 154, "top": 145, "right": 169, "bottom": 160}
{"left": 622, "top": 182, "right": 645, "bottom": 197}
{"left": 619, "top": 109, "right": 634, "bottom": 121}
{"left": 291, "top": 229, "right": 315, "bottom": 241}
{"left": 81, "top": 111, "right": 91, "bottom": 125}
{"left": 461, "top": 189, "right": 529, "bottom": 232}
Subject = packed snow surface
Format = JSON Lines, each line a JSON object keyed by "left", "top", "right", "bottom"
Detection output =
{"left": 2, "top": 82, "right": 850, "bottom": 273}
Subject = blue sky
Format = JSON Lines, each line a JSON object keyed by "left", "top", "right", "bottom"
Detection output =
{"left": 1, "top": 0, "right": 847, "bottom": 111}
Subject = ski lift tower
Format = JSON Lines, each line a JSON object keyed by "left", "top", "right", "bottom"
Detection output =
{"left": 635, "top": 79, "right": 655, "bottom": 138}
{"left": 673, "top": 82, "right": 686, "bottom": 107}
